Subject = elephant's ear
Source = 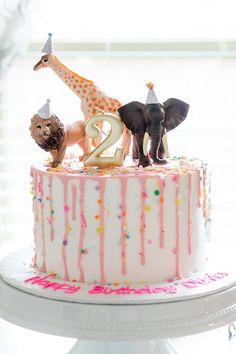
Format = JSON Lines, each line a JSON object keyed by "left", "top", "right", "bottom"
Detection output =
{"left": 118, "top": 101, "right": 147, "bottom": 135}
{"left": 163, "top": 98, "right": 190, "bottom": 132}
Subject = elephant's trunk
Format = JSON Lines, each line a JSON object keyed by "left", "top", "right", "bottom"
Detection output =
{"left": 150, "top": 128, "right": 167, "bottom": 164}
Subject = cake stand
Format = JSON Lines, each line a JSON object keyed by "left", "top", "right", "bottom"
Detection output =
{"left": 1, "top": 249, "right": 236, "bottom": 354}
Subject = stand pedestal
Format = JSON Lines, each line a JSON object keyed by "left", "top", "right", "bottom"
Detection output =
{"left": 1, "top": 250, "right": 236, "bottom": 353}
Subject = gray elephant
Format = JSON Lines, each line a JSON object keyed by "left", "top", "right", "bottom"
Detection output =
{"left": 118, "top": 84, "right": 190, "bottom": 167}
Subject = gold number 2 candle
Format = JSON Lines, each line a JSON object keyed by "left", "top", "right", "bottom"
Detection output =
{"left": 84, "top": 113, "right": 124, "bottom": 168}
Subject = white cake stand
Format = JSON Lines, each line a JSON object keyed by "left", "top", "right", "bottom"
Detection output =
{"left": 1, "top": 250, "right": 236, "bottom": 354}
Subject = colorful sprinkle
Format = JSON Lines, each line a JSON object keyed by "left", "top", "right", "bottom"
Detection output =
{"left": 95, "top": 214, "right": 100, "bottom": 220}
{"left": 96, "top": 225, "right": 104, "bottom": 234}
{"left": 154, "top": 189, "right": 160, "bottom": 196}
{"left": 95, "top": 185, "right": 100, "bottom": 191}
{"left": 67, "top": 224, "right": 72, "bottom": 233}
{"left": 97, "top": 198, "right": 102, "bottom": 204}
{"left": 64, "top": 205, "right": 70, "bottom": 212}
{"left": 176, "top": 197, "right": 182, "bottom": 205}
{"left": 172, "top": 175, "right": 178, "bottom": 182}
{"left": 144, "top": 205, "right": 151, "bottom": 212}
{"left": 49, "top": 272, "right": 57, "bottom": 278}
{"left": 63, "top": 240, "right": 68, "bottom": 246}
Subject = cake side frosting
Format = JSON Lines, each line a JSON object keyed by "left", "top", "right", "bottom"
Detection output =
{"left": 31, "top": 157, "right": 209, "bottom": 284}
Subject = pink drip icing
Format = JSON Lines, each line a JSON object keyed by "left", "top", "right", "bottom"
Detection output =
{"left": 78, "top": 179, "right": 86, "bottom": 282}
{"left": 203, "top": 166, "right": 208, "bottom": 218}
{"left": 175, "top": 175, "right": 180, "bottom": 278}
{"left": 187, "top": 173, "right": 192, "bottom": 254}
{"left": 39, "top": 174, "right": 46, "bottom": 272}
{"left": 49, "top": 176, "right": 54, "bottom": 242}
{"left": 34, "top": 173, "right": 39, "bottom": 222}
{"left": 159, "top": 177, "right": 164, "bottom": 249}
{"left": 120, "top": 178, "right": 128, "bottom": 275}
{"left": 98, "top": 179, "right": 106, "bottom": 283}
{"left": 62, "top": 179, "right": 69, "bottom": 281}
{"left": 197, "top": 169, "right": 201, "bottom": 207}
{"left": 140, "top": 177, "right": 147, "bottom": 266}
{"left": 71, "top": 184, "right": 77, "bottom": 221}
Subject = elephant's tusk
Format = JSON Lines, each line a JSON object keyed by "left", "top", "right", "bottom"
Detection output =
{"left": 162, "top": 133, "right": 170, "bottom": 157}
{"left": 143, "top": 132, "right": 149, "bottom": 156}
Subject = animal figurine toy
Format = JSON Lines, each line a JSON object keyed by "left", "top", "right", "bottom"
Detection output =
{"left": 29, "top": 99, "right": 89, "bottom": 167}
{"left": 33, "top": 33, "right": 131, "bottom": 155}
{"left": 118, "top": 83, "right": 189, "bottom": 167}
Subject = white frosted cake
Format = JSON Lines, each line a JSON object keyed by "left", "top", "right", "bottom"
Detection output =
{"left": 31, "top": 157, "right": 210, "bottom": 285}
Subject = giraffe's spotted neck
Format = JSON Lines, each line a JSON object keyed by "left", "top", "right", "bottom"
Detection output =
{"left": 50, "top": 56, "right": 93, "bottom": 98}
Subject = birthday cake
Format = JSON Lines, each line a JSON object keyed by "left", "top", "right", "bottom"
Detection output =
{"left": 26, "top": 33, "right": 211, "bottom": 288}
{"left": 31, "top": 157, "right": 209, "bottom": 285}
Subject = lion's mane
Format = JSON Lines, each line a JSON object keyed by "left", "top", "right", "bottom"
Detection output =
{"left": 29, "top": 114, "right": 65, "bottom": 152}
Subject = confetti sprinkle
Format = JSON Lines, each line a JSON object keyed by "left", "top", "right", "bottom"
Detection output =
{"left": 176, "top": 197, "right": 182, "bottom": 205}
{"left": 172, "top": 175, "right": 178, "bottom": 182}
{"left": 96, "top": 225, "right": 104, "bottom": 234}
{"left": 144, "top": 205, "right": 151, "bottom": 212}
{"left": 154, "top": 189, "right": 160, "bottom": 196}
{"left": 67, "top": 224, "right": 72, "bottom": 233}
{"left": 64, "top": 205, "right": 70, "bottom": 212}
{"left": 63, "top": 240, "right": 68, "bottom": 246}
{"left": 95, "top": 214, "right": 100, "bottom": 220}
{"left": 49, "top": 272, "right": 57, "bottom": 278}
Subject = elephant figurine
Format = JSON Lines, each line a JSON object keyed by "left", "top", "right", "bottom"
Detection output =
{"left": 118, "top": 83, "right": 190, "bottom": 167}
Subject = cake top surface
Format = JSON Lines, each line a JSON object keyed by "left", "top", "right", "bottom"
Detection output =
{"left": 31, "top": 156, "right": 207, "bottom": 179}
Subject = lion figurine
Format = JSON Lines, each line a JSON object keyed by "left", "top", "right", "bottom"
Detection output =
{"left": 29, "top": 114, "right": 90, "bottom": 167}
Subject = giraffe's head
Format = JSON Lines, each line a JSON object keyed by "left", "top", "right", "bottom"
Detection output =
{"left": 33, "top": 54, "right": 55, "bottom": 71}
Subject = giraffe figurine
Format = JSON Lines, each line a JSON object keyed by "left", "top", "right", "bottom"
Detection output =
{"left": 33, "top": 33, "right": 131, "bottom": 156}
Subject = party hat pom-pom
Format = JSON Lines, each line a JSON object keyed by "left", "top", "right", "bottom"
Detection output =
{"left": 146, "top": 82, "right": 154, "bottom": 90}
